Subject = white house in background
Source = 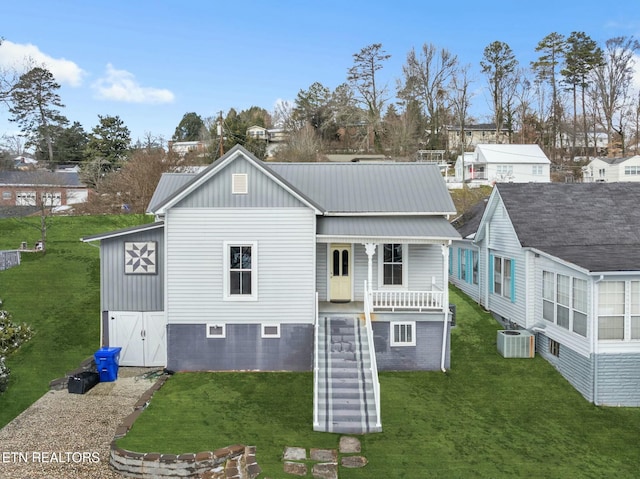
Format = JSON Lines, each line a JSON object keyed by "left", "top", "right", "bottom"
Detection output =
{"left": 450, "top": 182, "right": 640, "bottom": 407}
{"left": 445, "top": 124, "right": 509, "bottom": 150}
{"left": 454, "top": 144, "right": 551, "bottom": 185}
{"left": 581, "top": 156, "right": 640, "bottom": 183}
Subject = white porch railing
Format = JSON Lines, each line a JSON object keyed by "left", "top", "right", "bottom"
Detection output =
{"left": 313, "top": 291, "right": 320, "bottom": 428}
{"left": 370, "top": 288, "right": 444, "bottom": 311}
{"left": 364, "top": 281, "right": 381, "bottom": 429}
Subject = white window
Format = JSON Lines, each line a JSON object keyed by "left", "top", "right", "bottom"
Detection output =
{"left": 223, "top": 242, "right": 257, "bottom": 301}
{"left": 496, "top": 165, "right": 513, "bottom": 176}
{"left": 556, "top": 274, "right": 570, "bottom": 329}
{"left": 16, "top": 191, "right": 36, "bottom": 206}
{"left": 598, "top": 281, "right": 624, "bottom": 340}
{"left": 542, "top": 271, "right": 588, "bottom": 338}
{"left": 379, "top": 244, "right": 406, "bottom": 287}
{"left": 232, "top": 173, "right": 248, "bottom": 194}
{"left": 41, "top": 192, "right": 62, "bottom": 206}
{"left": 2, "top": 191, "right": 11, "bottom": 200}
{"left": 631, "top": 281, "right": 640, "bottom": 340}
{"left": 532, "top": 165, "right": 544, "bottom": 175}
{"left": 261, "top": 324, "right": 280, "bottom": 338}
{"left": 572, "top": 278, "right": 587, "bottom": 337}
{"left": 206, "top": 323, "right": 226, "bottom": 338}
{"left": 493, "top": 255, "right": 512, "bottom": 299}
{"left": 542, "top": 271, "right": 555, "bottom": 322}
{"left": 391, "top": 322, "right": 416, "bottom": 346}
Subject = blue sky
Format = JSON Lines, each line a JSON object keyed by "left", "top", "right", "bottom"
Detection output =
{"left": 1, "top": 1, "right": 639, "bottom": 147}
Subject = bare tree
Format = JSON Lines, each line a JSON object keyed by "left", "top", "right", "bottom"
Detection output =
{"left": 273, "top": 124, "right": 321, "bottom": 162}
{"left": 592, "top": 36, "right": 640, "bottom": 156}
{"left": 480, "top": 41, "right": 518, "bottom": 140}
{"left": 449, "top": 64, "right": 474, "bottom": 155}
{"left": 347, "top": 43, "right": 391, "bottom": 152}
{"left": 399, "top": 43, "right": 458, "bottom": 150}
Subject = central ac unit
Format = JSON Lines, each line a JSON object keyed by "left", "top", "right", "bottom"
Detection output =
{"left": 497, "top": 330, "right": 535, "bottom": 358}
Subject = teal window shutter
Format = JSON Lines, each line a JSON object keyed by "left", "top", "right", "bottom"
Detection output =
{"left": 489, "top": 254, "right": 494, "bottom": 293}
{"left": 458, "top": 248, "right": 462, "bottom": 279}
{"left": 510, "top": 259, "right": 516, "bottom": 303}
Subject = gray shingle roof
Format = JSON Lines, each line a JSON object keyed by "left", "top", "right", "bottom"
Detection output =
{"left": 451, "top": 198, "right": 488, "bottom": 239}
{"left": 0, "top": 170, "right": 84, "bottom": 187}
{"left": 497, "top": 183, "right": 640, "bottom": 272}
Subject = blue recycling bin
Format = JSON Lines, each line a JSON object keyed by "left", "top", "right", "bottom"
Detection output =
{"left": 94, "top": 347, "right": 122, "bottom": 382}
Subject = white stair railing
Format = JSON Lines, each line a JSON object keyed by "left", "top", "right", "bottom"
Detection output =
{"left": 364, "top": 280, "right": 381, "bottom": 429}
{"left": 313, "top": 291, "right": 320, "bottom": 428}
{"left": 370, "top": 289, "right": 444, "bottom": 311}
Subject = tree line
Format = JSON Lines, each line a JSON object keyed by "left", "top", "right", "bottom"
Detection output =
{"left": 1, "top": 32, "right": 639, "bottom": 188}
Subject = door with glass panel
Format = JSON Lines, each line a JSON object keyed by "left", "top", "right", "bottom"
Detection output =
{"left": 329, "top": 244, "right": 351, "bottom": 302}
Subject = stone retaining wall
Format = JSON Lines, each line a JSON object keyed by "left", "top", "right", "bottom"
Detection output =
{"left": 109, "top": 375, "right": 261, "bottom": 479}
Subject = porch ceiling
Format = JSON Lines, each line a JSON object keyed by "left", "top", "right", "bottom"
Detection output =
{"left": 316, "top": 216, "right": 460, "bottom": 244}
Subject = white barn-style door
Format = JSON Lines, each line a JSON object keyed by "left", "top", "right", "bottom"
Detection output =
{"left": 108, "top": 312, "right": 167, "bottom": 367}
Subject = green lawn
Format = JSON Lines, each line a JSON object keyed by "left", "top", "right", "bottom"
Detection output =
{"left": 120, "top": 287, "right": 640, "bottom": 478}
{"left": 3, "top": 215, "right": 640, "bottom": 477}
{"left": 0, "top": 214, "right": 151, "bottom": 427}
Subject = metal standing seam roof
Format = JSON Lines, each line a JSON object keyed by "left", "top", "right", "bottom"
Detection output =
{"left": 317, "top": 216, "right": 460, "bottom": 241}
{"left": 496, "top": 182, "right": 640, "bottom": 272}
{"left": 268, "top": 162, "right": 456, "bottom": 214}
{"left": 475, "top": 144, "right": 550, "bottom": 164}
{"left": 146, "top": 172, "right": 197, "bottom": 213}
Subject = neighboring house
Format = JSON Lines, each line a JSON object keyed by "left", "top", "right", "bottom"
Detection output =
{"left": 582, "top": 156, "right": 640, "bottom": 183}
{"left": 83, "top": 145, "right": 460, "bottom": 433}
{"left": 445, "top": 124, "right": 509, "bottom": 150}
{"left": 454, "top": 144, "right": 551, "bottom": 185}
{"left": 450, "top": 182, "right": 640, "bottom": 406}
{"left": 0, "top": 170, "right": 88, "bottom": 207}
{"left": 168, "top": 140, "right": 211, "bottom": 157}
{"left": 245, "top": 125, "right": 268, "bottom": 140}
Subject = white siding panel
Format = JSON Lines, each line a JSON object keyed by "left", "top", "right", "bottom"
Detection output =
{"left": 408, "top": 244, "right": 444, "bottom": 291}
{"left": 166, "top": 208, "right": 316, "bottom": 324}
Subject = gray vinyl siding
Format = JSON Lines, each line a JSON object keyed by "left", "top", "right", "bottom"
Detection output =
{"left": 485, "top": 202, "right": 527, "bottom": 327}
{"left": 100, "top": 228, "right": 164, "bottom": 312}
{"left": 372, "top": 320, "right": 450, "bottom": 370}
{"left": 175, "top": 156, "right": 306, "bottom": 209}
{"left": 165, "top": 208, "right": 316, "bottom": 324}
{"left": 316, "top": 243, "right": 446, "bottom": 302}
{"left": 167, "top": 323, "right": 313, "bottom": 371}
{"left": 595, "top": 353, "right": 640, "bottom": 406}
{"left": 537, "top": 334, "right": 594, "bottom": 402}
{"left": 316, "top": 244, "right": 328, "bottom": 300}
{"left": 449, "top": 240, "right": 480, "bottom": 302}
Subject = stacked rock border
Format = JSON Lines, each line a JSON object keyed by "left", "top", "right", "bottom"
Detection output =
{"left": 109, "top": 374, "right": 261, "bottom": 479}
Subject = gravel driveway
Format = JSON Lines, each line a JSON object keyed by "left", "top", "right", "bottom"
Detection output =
{"left": 0, "top": 368, "right": 159, "bottom": 479}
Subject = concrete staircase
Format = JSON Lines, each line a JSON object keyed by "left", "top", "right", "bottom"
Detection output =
{"left": 314, "top": 315, "right": 381, "bottom": 434}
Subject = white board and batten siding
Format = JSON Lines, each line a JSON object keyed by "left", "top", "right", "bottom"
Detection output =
{"left": 484, "top": 202, "right": 528, "bottom": 328}
{"left": 165, "top": 208, "right": 316, "bottom": 325}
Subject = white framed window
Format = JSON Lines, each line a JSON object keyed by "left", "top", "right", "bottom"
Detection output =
{"left": 532, "top": 165, "right": 544, "bottom": 175}
{"left": 261, "top": 323, "right": 280, "bottom": 338}
{"left": 472, "top": 250, "right": 479, "bottom": 285}
{"left": 631, "top": 281, "right": 640, "bottom": 339}
{"left": 41, "top": 192, "right": 62, "bottom": 206}
{"left": 496, "top": 165, "right": 513, "bottom": 176}
{"left": 223, "top": 241, "right": 258, "bottom": 301}
{"left": 2, "top": 191, "right": 11, "bottom": 200}
{"left": 572, "top": 278, "right": 587, "bottom": 337}
{"left": 232, "top": 173, "right": 248, "bottom": 194}
{"left": 206, "top": 323, "right": 226, "bottom": 338}
{"left": 379, "top": 244, "right": 407, "bottom": 287}
{"left": 16, "top": 191, "right": 36, "bottom": 206}
{"left": 492, "top": 255, "right": 513, "bottom": 300}
{"left": 390, "top": 321, "right": 416, "bottom": 346}
{"left": 598, "top": 281, "right": 625, "bottom": 340}
{"left": 549, "top": 339, "right": 560, "bottom": 357}
{"left": 542, "top": 271, "right": 588, "bottom": 338}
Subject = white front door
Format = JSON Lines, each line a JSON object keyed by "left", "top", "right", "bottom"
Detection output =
{"left": 329, "top": 244, "right": 352, "bottom": 302}
{"left": 109, "top": 312, "right": 167, "bottom": 367}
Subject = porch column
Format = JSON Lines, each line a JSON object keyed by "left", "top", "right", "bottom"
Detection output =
{"left": 364, "top": 243, "right": 377, "bottom": 292}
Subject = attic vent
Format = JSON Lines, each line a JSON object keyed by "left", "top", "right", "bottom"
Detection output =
{"left": 232, "top": 173, "right": 248, "bottom": 194}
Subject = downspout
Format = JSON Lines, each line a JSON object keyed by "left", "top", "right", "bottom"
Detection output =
{"left": 592, "top": 275, "right": 604, "bottom": 405}
{"left": 441, "top": 242, "right": 451, "bottom": 372}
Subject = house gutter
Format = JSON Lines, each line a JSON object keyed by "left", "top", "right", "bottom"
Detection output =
{"left": 441, "top": 241, "right": 451, "bottom": 372}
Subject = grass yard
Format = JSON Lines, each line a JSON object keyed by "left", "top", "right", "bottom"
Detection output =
{"left": 0, "top": 214, "right": 151, "bottom": 427}
{"left": 119, "top": 287, "right": 640, "bottom": 479}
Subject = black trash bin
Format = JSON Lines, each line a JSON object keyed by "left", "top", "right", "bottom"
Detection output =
{"left": 94, "top": 347, "right": 122, "bottom": 382}
{"left": 68, "top": 371, "right": 100, "bottom": 394}
{"left": 449, "top": 304, "right": 457, "bottom": 327}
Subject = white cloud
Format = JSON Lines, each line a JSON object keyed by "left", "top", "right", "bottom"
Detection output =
{"left": 0, "top": 40, "right": 85, "bottom": 86}
{"left": 92, "top": 64, "right": 174, "bottom": 104}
